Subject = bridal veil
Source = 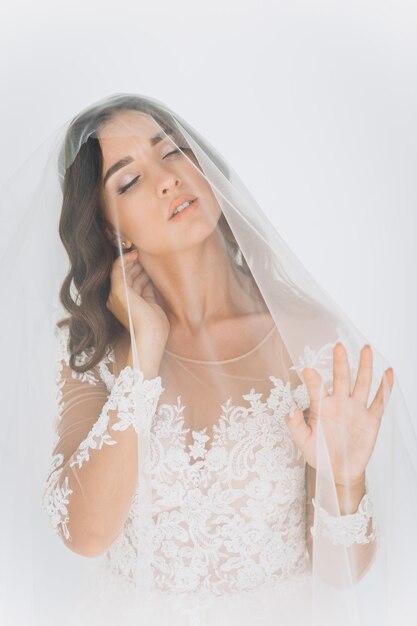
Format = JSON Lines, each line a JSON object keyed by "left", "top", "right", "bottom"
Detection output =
{"left": 0, "top": 93, "right": 416, "bottom": 626}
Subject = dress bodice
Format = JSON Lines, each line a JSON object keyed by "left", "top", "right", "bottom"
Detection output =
{"left": 102, "top": 361, "right": 311, "bottom": 596}
{"left": 43, "top": 323, "right": 312, "bottom": 600}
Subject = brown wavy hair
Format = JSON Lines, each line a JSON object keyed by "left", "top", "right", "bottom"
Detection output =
{"left": 57, "top": 94, "right": 266, "bottom": 373}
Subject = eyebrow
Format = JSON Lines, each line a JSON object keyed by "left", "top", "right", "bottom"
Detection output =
{"left": 103, "top": 128, "right": 174, "bottom": 187}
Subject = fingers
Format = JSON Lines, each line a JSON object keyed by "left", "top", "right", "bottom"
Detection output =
{"left": 118, "top": 251, "right": 143, "bottom": 276}
{"left": 285, "top": 406, "right": 312, "bottom": 456}
{"left": 352, "top": 344, "right": 373, "bottom": 404}
{"left": 132, "top": 270, "right": 151, "bottom": 293}
{"left": 303, "top": 367, "right": 329, "bottom": 405}
{"left": 119, "top": 249, "right": 138, "bottom": 264}
{"left": 113, "top": 250, "right": 148, "bottom": 292}
{"left": 128, "top": 261, "right": 144, "bottom": 279}
{"left": 369, "top": 368, "right": 394, "bottom": 422}
{"left": 111, "top": 249, "right": 138, "bottom": 276}
{"left": 332, "top": 342, "right": 351, "bottom": 396}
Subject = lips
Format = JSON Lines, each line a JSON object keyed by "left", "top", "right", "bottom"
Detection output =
{"left": 168, "top": 195, "right": 197, "bottom": 220}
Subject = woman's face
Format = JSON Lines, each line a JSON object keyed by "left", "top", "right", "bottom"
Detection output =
{"left": 98, "top": 109, "right": 222, "bottom": 255}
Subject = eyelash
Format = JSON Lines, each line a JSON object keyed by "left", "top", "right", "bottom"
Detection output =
{"left": 117, "top": 148, "right": 185, "bottom": 195}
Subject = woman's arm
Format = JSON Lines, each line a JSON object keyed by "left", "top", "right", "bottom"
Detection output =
{"left": 306, "top": 462, "right": 378, "bottom": 586}
{"left": 287, "top": 342, "right": 391, "bottom": 587}
{"left": 42, "top": 341, "right": 164, "bottom": 558}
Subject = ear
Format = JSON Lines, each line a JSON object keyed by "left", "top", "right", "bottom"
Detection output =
{"left": 103, "top": 221, "right": 116, "bottom": 245}
{"left": 103, "top": 222, "right": 117, "bottom": 246}
{"left": 102, "top": 220, "right": 131, "bottom": 248}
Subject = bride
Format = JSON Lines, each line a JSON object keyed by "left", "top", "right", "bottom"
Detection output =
{"left": 0, "top": 94, "right": 414, "bottom": 626}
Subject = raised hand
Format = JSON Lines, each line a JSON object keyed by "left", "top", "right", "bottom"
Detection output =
{"left": 106, "top": 249, "right": 170, "bottom": 343}
{"left": 285, "top": 342, "right": 394, "bottom": 487}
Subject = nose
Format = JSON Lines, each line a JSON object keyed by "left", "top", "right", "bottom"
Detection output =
{"left": 155, "top": 165, "right": 181, "bottom": 198}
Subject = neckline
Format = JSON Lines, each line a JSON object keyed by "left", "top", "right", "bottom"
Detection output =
{"left": 163, "top": 324, "right": 277, "bottom": 364}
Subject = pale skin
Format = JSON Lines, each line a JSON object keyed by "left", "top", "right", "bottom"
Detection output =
{"left": 99, "top": 108, "right": 264, "bottom": 361}
{"left": 286, "top": 342, "right": 394, "bottom": 493}
{"left": 98, "top": 109, "right": 394, "bottom": 573}
{"left": 289, "top": 342, "right": 394, "bottom": 583}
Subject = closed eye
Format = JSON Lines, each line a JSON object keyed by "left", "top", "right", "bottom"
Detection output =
{"left": 164, "top": 147, "right": 190, "bottom": 158}
{"left": 117, "top": 147, "right": 189, "bottom": 194}
{"left": 117, "top": 176, "right": 140, "bottom": 195}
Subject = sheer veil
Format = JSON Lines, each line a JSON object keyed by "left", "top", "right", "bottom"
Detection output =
{"left": 0, "top": 93, "right": 416, "bottom": 626}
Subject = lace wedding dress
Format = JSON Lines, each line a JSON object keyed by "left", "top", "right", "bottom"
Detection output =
{"left": 1, "top": 92, "right": 413, "bottom": 626}
{"left": 42, "top": 322, "right": 375, "bottom": 625}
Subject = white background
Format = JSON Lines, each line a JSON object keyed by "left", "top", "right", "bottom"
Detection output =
{"left": 0, "top": 0, "right": 416, "bottom": 410}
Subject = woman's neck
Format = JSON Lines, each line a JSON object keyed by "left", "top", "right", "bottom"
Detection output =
{"left": 139, "top": 231, "right": 259, "bottom": 334}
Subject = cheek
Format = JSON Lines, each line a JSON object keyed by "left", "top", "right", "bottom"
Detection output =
{"left": 190, "top": 167, "right": 220, "bottom": 203}
{"left": 202, "top": 183, "right": 223, "bottom": 218}
{"left": 121, "top": 202, "right": 168, "bottom": 248}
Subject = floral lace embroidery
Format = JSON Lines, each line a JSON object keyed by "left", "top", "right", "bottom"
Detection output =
{"left": 290, "top": 325, "right": 360, "bottom": 390}
{"left": 55, "top": 323, "right": 115, "bottom": 391}
{"left": 68, "top": 366, "right": 163, "bottom": 470}
{"left": 310, "top": 492, "right": 377, "bottom": 547}
{"left": 42, "top": 325, "right": 163, "bottom": 541}
{"left": 109, "top": 367, "right": 164, "bottom": 435}
{"left": 102, "top": 377, "right": 311, "bottom": 596}
{"left": 42, "top": 453, "right": 73, "bottom": 540}
{"left": 44, "top": 325, "right": 376, "bottom": 597}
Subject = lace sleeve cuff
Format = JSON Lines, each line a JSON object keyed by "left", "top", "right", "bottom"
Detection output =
{"left": 310, "top": 492, "right": 377, "bottom": 547}
{"left": 109, "top": 366, "right": 164, "bottom": 435}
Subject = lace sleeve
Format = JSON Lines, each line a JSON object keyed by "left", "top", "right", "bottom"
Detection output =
{"left": 310, "top": 490, "right": 377, "bottom": 548}
{"left": 41, "top": 325, "right": 164, "bottom": 546}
